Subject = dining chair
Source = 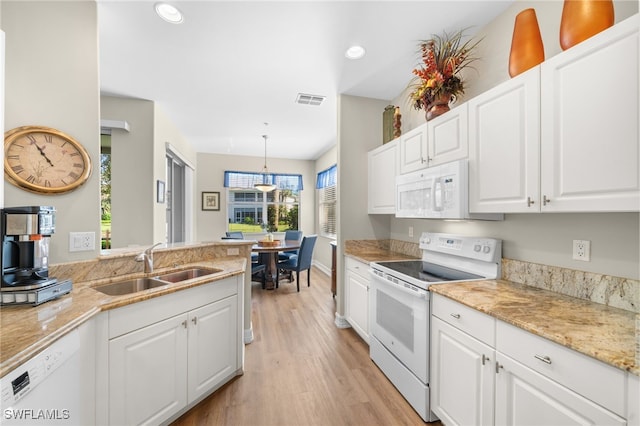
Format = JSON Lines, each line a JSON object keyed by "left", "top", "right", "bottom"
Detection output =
{"left": 278, "top": 230, "right": 303, "bottom": 261}
{"left": 276, "top": 235, "right": 317, "bottom": 292}
{"left": 251, "top": 262, "right": 267, "bottom": 289}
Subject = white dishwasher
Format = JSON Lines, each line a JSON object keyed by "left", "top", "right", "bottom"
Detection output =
{"left": 0, "top": 328, "right": 86, "bottom": 425}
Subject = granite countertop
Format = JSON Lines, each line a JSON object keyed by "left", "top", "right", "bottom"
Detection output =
{"left": 344, "top": 245, "right": 419, "bottom": 264}
{"left": 430, "top": 280, "right": 639, "bottom": 376}
{"left": 0, "top": 258, "right": 246, "bottom": 378}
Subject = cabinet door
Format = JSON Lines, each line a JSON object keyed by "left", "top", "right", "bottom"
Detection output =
{"left": 468, "top": 68, "right": 540, "bottom": 213}
{"left": 431, "top": 317, "right": 494, "bottom": 426}
{"left": 368, "top": 139, "right": 398, "bottom": 214}
{"left": 345, "top": 263, "right": 369, "bottom": 343}
{"left": 109, "top": 314, "right": 188, "bottom": 426}
{"left": 399, "top": 123, "right": 428, "bottom": 174}
{"left": 428, "top": 103, "right": 468, "bottom": 167}
{"left": 188, "top": 295, "right": 238, "bottom": 403}
{"left": 540, "top": 15, "right": 639, "bottom": 212}
{"left": 495, "top": 353, "right": 626, "bottom": 426}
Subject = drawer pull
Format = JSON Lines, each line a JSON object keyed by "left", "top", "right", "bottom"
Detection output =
{"left": 450, "top": 313, "right": 461, "bottom": 319}
{"left": 534, "top": 354, "right": 552, "bottom": 364}
{"left": 482, "top": 354, "right": 489, "bottom": 365}
{"left": 192, "top": 317, "right": 198, "bottom": 325}
{"left": 182, "top": 320, "right": 188, "bottom": 328}
{"left": 495, "top": 362, "right": 503, "bottom": 374}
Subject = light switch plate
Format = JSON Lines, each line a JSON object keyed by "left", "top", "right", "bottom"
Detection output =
{"left": 69, "top": 232, "right": 95, "bottom": 252}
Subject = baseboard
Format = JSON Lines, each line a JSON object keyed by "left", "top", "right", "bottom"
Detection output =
{"left": 244, "top": 325, "right": 253, "bottom": 344}
{"left": 334, "top": 312, "right": 351, "bottom": 329}
{"left": 312, "top": 260, "right": 331, "bottom": 276}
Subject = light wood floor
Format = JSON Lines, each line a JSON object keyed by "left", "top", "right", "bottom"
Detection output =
{"left": 171, "top": 267, "right": 440, "bottom": 426}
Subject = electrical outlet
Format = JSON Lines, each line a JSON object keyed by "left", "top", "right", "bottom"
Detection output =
{"left": 227, "top": 247, "right": 240, "bottom": 256}
{"left": 572, "top": 239, "right": 591, "bottom": 261}
{"left": 409, "top": 226, "right": 414, "bottom": 238}
{"left": 69, "top": 232, "right": 96, "bottom": 252}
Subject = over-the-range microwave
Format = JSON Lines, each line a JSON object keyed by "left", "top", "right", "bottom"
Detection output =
{"left": 396, "top": 159, "right": 503, "bottom": 220}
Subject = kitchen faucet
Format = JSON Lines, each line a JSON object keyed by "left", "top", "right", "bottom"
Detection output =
{"left": 135, "top": 242, "right": 163, "bottom": 273}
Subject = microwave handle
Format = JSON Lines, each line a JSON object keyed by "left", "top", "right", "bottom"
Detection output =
{"left": 432, "top": 177, "right": 443, "bottom": 211}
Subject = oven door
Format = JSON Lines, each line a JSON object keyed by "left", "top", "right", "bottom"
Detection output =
{"left": 369, "top": 271, "right": 429, "bottom": 383}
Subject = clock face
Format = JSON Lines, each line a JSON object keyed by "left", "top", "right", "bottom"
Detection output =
{"left": 4, "top": 126, "right": 92, "bottom": 194}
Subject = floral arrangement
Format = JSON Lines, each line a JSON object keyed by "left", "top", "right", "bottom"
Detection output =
{"left": 408, "top": 29, "right": 481, "bottom": 111}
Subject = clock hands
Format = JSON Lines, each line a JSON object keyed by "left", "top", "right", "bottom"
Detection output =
{"left": 34, "top": 144, "right": 54, "bottom": 167}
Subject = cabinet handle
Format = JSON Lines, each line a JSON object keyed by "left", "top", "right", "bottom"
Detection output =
{"left": 534, "top": 354, "right": 552, "bottom": 364}
{"left": 527, "top": 196, "right": 535, "bottom": 207}
{"left": 495, "top": 362, "right": 503, "bottom": 374}
{"left": 192, "top": 317, "right": 198, "bottom": 325}
{"left": 450, "top": 313, "right": 461, "bottom": 319}
{"left": 182, "top": 320, "right": 187, "bottom": 328}
{"left": 543, "top": 195, "right": 551, "bottom": 206}
{"left": 482, "top": 354, "right": 490, "bottom": 365}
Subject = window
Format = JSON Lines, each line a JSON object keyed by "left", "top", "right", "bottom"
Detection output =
{"left": 224, "top": 171, "right": 302, "bottom": 233}
{"left": 317, "top": 165, "right": 337, "bottom": 238}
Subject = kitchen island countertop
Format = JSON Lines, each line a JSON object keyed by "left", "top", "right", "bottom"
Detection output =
{"left": 0, "top": 257, "right": 246, "bottom": 379}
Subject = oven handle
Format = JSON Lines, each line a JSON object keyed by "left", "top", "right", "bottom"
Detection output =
{"left": 370, "top": 271, "right": 428, "bottom": 299}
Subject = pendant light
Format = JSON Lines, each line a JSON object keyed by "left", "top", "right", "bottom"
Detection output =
{"left": 255, "top": 134, "right": 276, "bottom": 192}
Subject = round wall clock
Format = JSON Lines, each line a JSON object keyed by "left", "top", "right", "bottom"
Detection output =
{"left": 4, "top": 125, "right": 92, "bottom": 194}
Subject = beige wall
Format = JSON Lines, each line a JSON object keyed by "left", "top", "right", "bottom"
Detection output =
{"left": 2, "top": 1, "right": 101, "bottom": 263}
{"left": 195, "top": 152, "right": 315, "bottom": 243}
{"left": 386, "top": 0, "right": 640, "bottom": 279}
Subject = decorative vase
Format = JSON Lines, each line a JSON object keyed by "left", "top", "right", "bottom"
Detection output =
{"left": 425, "top": 92, "right": 452, "bottom": 121}
{"left": 393, "top": 106, "right": 402, "bottom": 138}
{"left": 560, "top": 0, "right": 614, "bottom": 50}
{"left": 508, "top": 8, "right": 545, "bottom": 78}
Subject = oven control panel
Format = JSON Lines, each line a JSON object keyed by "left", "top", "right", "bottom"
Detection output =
{"left": 419, "top": 232, "right": 501, "bottom": 263}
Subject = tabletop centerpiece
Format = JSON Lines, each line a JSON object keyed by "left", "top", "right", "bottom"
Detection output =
{"left": 408, "top": 29, "right": 481, "bottom": 121}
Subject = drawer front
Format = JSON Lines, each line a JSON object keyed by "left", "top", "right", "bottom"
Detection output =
{"left": 432, "top": 293, "right": 495, "bottom": 346}
{"left": 345, "top": 257, "right": 370, "bottom": 279}
{"left": 496, "top": 320, "right": 626, "bottom": 416}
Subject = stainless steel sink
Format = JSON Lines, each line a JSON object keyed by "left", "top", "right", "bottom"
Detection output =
{"left": 154, "top": 267, "right": 222, "bottom": 283}
{"left": 94, "top": 277, "right": 168, "bottom": 296}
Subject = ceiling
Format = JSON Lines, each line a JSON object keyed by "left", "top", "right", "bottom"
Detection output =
{"left": 97, "top": 1, "right": 513, "bottom": 160}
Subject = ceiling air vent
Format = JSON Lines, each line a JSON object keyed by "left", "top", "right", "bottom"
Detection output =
{"left": 296, "top": 93, "right": 325, "bottom": 106}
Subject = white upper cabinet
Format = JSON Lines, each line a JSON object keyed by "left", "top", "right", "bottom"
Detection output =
{"left": 368, "top": 139, "right": 399, "bottom": 214}
{"left": 399, "top": 104, "right": 469, "bottom": 175}
{"left": 399, "top": 123, "right": 428, "bottom": 174}
{"left": 468, "top": 67, "right": 541, "bottom": 213}
{"left": 540, "top": 14, "right": 639, "bottom": 212}
{"left": 470, "top": 14, "right": 639, "bottom": 213}
{"left": 427, "top": 103, "right": 469, "bottom": 167}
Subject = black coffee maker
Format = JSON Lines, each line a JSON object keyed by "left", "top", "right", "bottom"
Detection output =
{"left": 1, "top": 206, "right": 71, "bottom": 305}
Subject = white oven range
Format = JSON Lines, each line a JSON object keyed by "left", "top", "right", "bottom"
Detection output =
{"left": 369, "top": 232, "right": 502, "bottom": 422}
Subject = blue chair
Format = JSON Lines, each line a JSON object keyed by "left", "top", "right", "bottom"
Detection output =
{"left": 278, "top": 230, "right": 303, "bottom": 261}
{"left": 251, "top": 262, "right": 267, "bottom": 288}
{"left": 225, "top": 231, "right": 244, "bottom": 239}
{"left": 276, "top": 235, "right": 317, "bottom": 292}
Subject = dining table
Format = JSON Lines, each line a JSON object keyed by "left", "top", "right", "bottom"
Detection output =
{"left": 251, "top": 239, "right": 301, "bottom": 289}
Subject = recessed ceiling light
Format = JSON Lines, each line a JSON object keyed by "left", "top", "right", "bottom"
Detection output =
{"left": 345, "top": 45, "right": 366, "bottom": 60}
{"left": 155, "top": 2, "right": 184, "bottom": 24}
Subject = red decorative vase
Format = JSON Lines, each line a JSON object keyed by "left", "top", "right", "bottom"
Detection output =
{"left": 425, "top": 92, "right": 452, "bottom": 121}
{"left": 560, "top": 0, "right": 614, "bottom": 50}
{"left": 509, "top": 8, "right": 545, "bottom": 78}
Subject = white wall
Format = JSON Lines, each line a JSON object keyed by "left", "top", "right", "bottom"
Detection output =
{"left": 2, "top": 1, "right": 101, "bottom": 263}
{"left": 386, "top": 0, "right": 640, "bottom": 280}
{"left": 195, "top": 152, "right": 315, "bottom": 243}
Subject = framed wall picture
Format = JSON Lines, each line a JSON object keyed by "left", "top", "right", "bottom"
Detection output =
{"left": 202, "top": 191, "right": 220, "bottom": 211}
{"left": 157, "top": 180, "right": 165, "bottom": 203}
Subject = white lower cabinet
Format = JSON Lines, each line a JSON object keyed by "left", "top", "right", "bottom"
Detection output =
{"left": 431, "top": 293, "right": 631, "bottom": 426}
{"left": 344, "top": 257, "right": 370, "bottom": 343}
{"left": 495, "top": 352, "right": 625, "bottom": 426}
{"left": 102, "top": 276, "right": 242, "bottom": 425}
{"left": 109, "top": 314, "right": 188, "bottom": 426}
{"left": 431, "top": 316, "right": 495, "bottom": 426}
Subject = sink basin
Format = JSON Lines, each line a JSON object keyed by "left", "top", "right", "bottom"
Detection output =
{"left": 154, "top": 267, "right": 222, "bottom": 283}
{"left": 94, "top": 277, "right": 168, "bottom": 296}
